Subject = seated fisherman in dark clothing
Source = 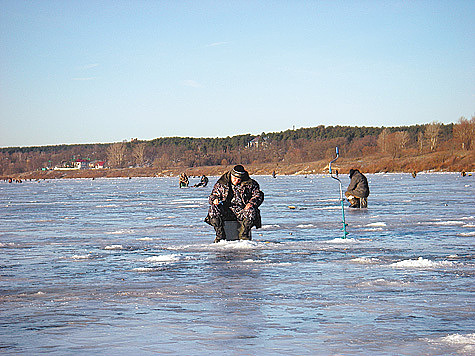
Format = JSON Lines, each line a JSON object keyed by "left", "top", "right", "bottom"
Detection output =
{"left": 345, "top": 168, "right": 370, "bottom": 208}
{"left": 204, "top": 165, "right": 264, "bottom": 242}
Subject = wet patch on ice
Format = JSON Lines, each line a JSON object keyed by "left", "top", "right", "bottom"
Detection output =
{"left": 313, "top": 206, "right": 341, "bottom": 211}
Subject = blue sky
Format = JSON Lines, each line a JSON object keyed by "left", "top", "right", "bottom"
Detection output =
{"left": 1, "top": 1, "right": 474, "bottom": 147}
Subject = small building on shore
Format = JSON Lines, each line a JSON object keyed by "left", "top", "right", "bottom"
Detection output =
{"left": 74, "top": 159, "right": 89, "bottom": 169}
{"left": 89, "top": 160, "right": 105, "bottom": 169}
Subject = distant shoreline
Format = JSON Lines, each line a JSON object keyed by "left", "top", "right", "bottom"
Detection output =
{"left": 2, "top": 150, "right": 473, "bottom": 181}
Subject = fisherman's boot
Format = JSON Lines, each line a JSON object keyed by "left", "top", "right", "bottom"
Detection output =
{"left": 238, "top": 219, "right": 252, "bottom": 241}
{"left": 360, "top": 197, "right": 368, "bottom": 208}
{"left": 347, "top": 196, "right": 360, "bottom": 208}
{"left": 209, "top": 217, "right": 226, "bottom": 243}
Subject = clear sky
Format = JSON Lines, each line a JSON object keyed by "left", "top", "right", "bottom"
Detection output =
{"left": 1, "top": 1, "right": 474, "bottom": 148}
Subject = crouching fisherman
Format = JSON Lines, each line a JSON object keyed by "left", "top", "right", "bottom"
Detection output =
{"left": 204, "top": 165, "right": 264, "bottom": 242}
{"left": 179, "top": 173, "right": 189, "bottom": 188}
{"left": 345, "top": 169, "right": 370, "bottom": 208}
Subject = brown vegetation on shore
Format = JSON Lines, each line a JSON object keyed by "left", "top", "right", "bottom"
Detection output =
{"left": 3, "top": 149, "right": 473, "bottom": 181}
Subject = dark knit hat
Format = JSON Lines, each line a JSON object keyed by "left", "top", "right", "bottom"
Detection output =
{"left": 231, "top": 165, "right": 247, "bottom": 178}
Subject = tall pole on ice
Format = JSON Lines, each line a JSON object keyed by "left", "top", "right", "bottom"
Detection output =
{"left": 329, "top": 147, "right": 348, "bottom": 239}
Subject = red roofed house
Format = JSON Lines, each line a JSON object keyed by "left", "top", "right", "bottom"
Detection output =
{"left": 73, "top": 159, "right": 89, "bottom": 169}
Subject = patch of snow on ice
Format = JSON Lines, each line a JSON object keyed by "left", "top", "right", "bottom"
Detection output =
{"left": 145, "top": 254, "right": 181, "bottom": 263}
{"left": 260, "top": 224, "right": 280, "bottom": 230}
{"left": 214, "top": 240, "right": 259, "bottom": 249}
{"left": 0, "top": 242, "right": 15, "bottom": 248}
{"left": 366, "top": 222, "right": 387, "bottom": 227}
{"left": 104, "top": 245, "right": 124, "bottom": 250}
{"left": 431, "top": 333, "right": 475, "bottom": 354}
{"left": 433, "top": 220, "right": 465, "bottom": 226}
{"left": 357, "top": 279, "right": 413, "bottom": 288}
{"left": 71, "top": 254, "right": 90, "bottom": 260}
{"left": 390, "top": 257, "right": 455, "bottom": 268}
{"left": 351, "top": 257, "right": 380, "bottom": 264}
{"left": 132, "top": 267, "right": 158, "bottom": 272}
{"left": 105, "top": 229, "right": 133, "bottom": 235}
{"left": 326, "top": 238, "right": 358, "bottom": 244}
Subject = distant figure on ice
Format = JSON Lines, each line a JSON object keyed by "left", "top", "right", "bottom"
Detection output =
{"left": 345, "top": 169, "right": 370, "bottom": 208}
{"left": 194, "top": 175, "right": 209, "bottom": 188}
{"left": 179, "top": 173, "right": 189, "bottom": 188}
{"left": 204, "top": 165, "right": 264, "bottom": 242}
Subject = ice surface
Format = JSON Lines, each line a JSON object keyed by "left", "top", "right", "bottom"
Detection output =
{"left": 0, "top": 174, "right": 474, "bottom": 355}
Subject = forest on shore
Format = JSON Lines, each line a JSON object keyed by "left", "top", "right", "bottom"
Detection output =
{"left": 1, "top": 117, "right": 474, "bottom": 180}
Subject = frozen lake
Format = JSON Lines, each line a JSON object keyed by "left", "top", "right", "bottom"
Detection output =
{"left": 1, "top": 173, "right": 474, "bottom": 355}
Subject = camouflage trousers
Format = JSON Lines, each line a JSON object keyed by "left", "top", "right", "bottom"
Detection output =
{"left": 207, "top": 203, "right": 259, "bottom": 225}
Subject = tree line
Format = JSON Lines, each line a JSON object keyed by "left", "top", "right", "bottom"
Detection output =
{"left": 1, "top": 117, "right": 473, "bottom": 175}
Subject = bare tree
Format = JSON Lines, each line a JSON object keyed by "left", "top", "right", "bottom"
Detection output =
{"left": 425, "top": 121, "right": 441, "bottom": 151}
{"left": 153, "top": 153, "right": 170, "bottom": 170}
{"left": 386, "top": 134, "right": 397, "bottom": 158}
{"left": 107, "top": 142, "right": 126, "bottom": 168}
{"left": 417, "top": 131, "right": 424, "bottom": 154}
{"left": 377, "top": 128, "right": 390, "bottom": 153}
{"left": 397, "top": 131, "right": 410, "bottom": 149}
{"left": 132, "top": 143, "right": 147, "bottom": 167}
{"left": 453, "top": 116, "right": 475, "bottom": 150}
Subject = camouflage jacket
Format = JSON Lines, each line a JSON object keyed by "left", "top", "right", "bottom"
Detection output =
{"left": 209, "top": 171, "right": 264, "bottom": 208}
{"left": 206, "top": 171, "right": 264, "bottom": 227}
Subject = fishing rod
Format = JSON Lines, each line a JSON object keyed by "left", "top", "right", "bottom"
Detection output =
{"left": 329, "top": 147, "right": 348, "bottom": 239}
